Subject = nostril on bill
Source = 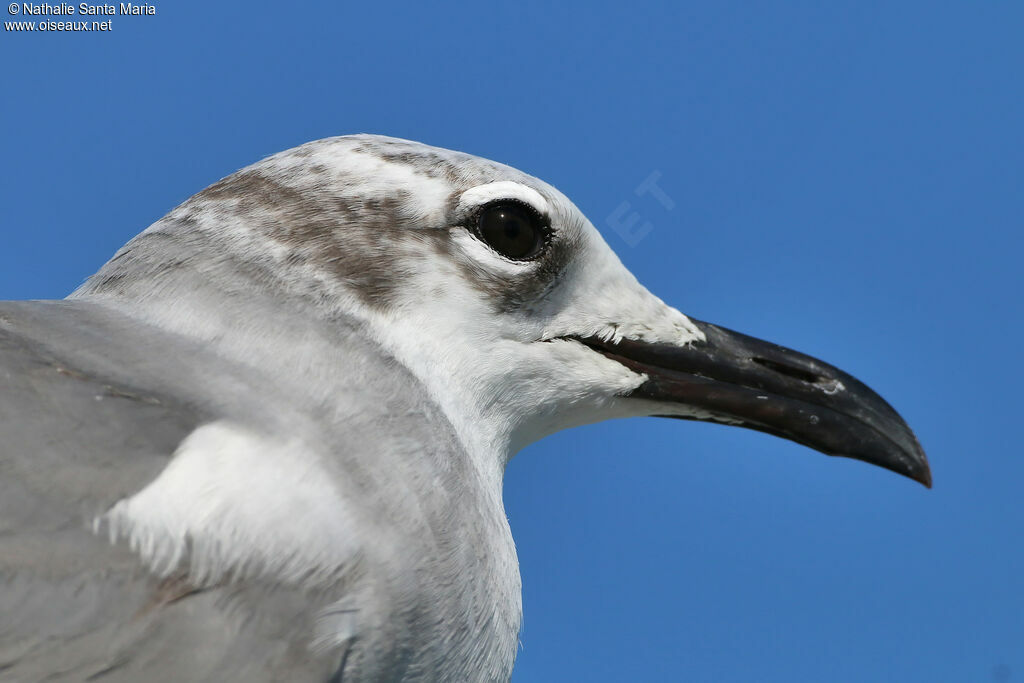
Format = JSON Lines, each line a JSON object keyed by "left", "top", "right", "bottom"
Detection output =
{"left": 751, "top": 356, "right": 828, "bottom": 385}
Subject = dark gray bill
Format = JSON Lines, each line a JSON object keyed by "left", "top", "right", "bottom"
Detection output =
{"left": 574, "top": 320, "right": 931, "bottom": 487}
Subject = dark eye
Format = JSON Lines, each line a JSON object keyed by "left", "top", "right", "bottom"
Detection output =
{"left": 475, "top": 201, "right": 547, "bottom": 260}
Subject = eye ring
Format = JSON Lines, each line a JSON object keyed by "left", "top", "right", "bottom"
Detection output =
{"left": 471, "top": 199, "right": 551, "bottom": 261}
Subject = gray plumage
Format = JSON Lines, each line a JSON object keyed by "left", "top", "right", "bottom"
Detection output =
{"left": 0, "top": 297, "right": 516, "bottom": 680}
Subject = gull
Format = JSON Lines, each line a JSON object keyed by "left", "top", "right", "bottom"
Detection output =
{"left": 0, "top": 135, "right": 930, "bottom": 681}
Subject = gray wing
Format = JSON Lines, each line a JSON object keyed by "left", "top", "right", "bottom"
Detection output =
{"left": 0, "top": 301, "right": 343, "bottom": 681}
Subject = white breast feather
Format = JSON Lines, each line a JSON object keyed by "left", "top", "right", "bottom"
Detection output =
{"left": 97, "top": 421, "right": 357, "bottom": 586}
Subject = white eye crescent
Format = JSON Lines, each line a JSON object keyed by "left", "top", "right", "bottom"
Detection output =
{"left": 457, "top": 181, "right": 550, "bottom": 216}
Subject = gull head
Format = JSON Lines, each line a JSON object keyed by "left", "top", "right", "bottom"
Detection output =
{"left": 79, "top": 134, "right": 930, "bottom": 487}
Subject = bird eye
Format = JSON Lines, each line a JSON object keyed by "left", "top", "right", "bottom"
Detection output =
{"left": 475, "top": 201, "right": 548, "bottom": 261}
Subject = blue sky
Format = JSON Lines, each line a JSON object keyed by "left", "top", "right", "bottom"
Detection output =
{"left": 2, "top": 2, "right": 1021, "bottom": 681}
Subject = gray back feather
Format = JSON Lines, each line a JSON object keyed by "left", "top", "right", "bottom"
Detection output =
{"left": 0, "top": 301, "right": 350, "bottom": 680}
